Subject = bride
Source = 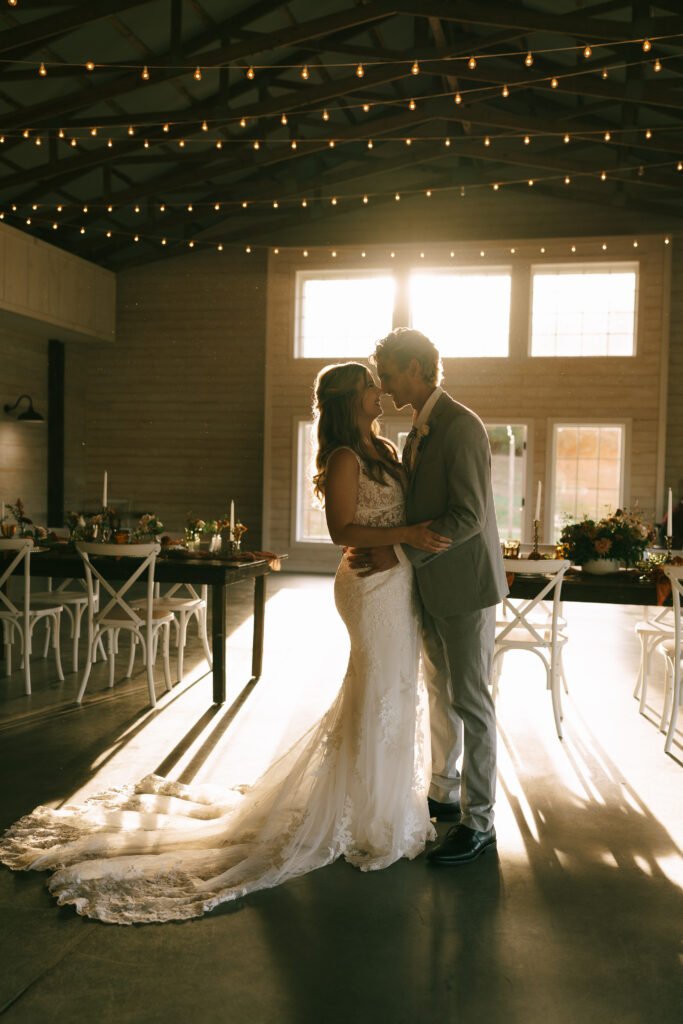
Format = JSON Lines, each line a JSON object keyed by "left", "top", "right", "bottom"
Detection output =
{"left": 0, "top": 362, "right": 450, "bottom": 924}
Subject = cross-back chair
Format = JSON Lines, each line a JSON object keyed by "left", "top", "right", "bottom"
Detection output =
{"left": 75, "top": 542, "right": 175, "bottom": 706}
{"left": 0, "top": 538, "right": 64, "bottom": 694}
{"left": 492, "top": 558, "right": 571, "bottom": 739}
{"left": 658, "top": 566, "right": 683, "bottom": 755}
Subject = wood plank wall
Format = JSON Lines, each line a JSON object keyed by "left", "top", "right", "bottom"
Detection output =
{"left": 83, "top": 249, "right": 268, "bottom": 541}
{"left": 666, "top": 245, "right": 683, "bottom": 501}
{"left": 263, "top": 234, "right": 674, "bottom": 572}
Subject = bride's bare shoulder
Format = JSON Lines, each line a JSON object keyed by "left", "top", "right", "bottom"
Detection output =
{"left": 327, "top": 446, "right": 361, "bottom": 470}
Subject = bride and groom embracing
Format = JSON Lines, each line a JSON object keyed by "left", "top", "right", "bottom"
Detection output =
{"left": 0, "top": 328, "right": 508, "bottom": 925}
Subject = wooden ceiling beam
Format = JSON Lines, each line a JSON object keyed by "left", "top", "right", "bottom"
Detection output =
{"left": 0, "top": 0, "right": 154, "bottom": 56}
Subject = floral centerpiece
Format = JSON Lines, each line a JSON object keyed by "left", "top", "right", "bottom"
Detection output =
{"left": 185, "top": 513, "right": 205, "bottom": 544}
{"left": 133, "top": 513, "right": 164, "bottom": 540}
{"left": 5, "top": 498, "right": 32, "bottom": 537}
{"left": 558, "top": 509, "right": 655, "bottom": 570}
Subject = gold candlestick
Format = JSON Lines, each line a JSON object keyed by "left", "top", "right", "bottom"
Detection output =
{"left": 666, "top": 534, "right": 673, "bottom": 562}
{"left": 528, "top": 519, "right": 543, "bottom": 559}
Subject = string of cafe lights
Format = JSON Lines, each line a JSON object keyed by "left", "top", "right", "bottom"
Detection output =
{"left": 0, "top": 31, "right": 679, "bottom": 79}
{"left": 1, "top": 161, "right": 678, "bottom": 247}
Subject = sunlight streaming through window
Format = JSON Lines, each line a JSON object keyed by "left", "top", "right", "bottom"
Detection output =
{"left": 552, "top": 424, "right": 624, "bottom": 536}
{"left": 409, "top": 269, "right": 511, "bottom": 357}
{"left": 296, "top": 272, "right": 395, "bottom": 357}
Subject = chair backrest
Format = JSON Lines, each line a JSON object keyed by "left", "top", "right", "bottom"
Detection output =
{"left": 0, "top": 538, "right": 34, "bottom": 617}
{"left": 498, "top": 558, "right": 571, "bottom": 645}
{"left": 663, "top": 566, "right": 683, "bottom": 659}
{"left": 75, "top": 542, "right": 160, "bottom": 628}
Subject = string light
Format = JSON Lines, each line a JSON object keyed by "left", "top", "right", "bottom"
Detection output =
{"left": 217, "top": 244, "right": 223, "bottom": 252}
{"left": 272, "top": 201, "right": 278, "bottom": 208}
{"left": 301, "top": 199, "right": 307, "bottom": 207}
{"left": 602, "top": 243, "right": 607, "bottom": 250}
{"left": 564, "top": 133, "right": 570, "bottom": 143}
{"left": 362, "top": 103, "right": 370, "bottom": 112}
{"left": 83, "top": 204, "right": 89, "bottom": 213}
{"left": 178, "top": 138, "right": 185, "bottom": 147}
{"left": 480, "top": 250, "right": 485, "bottom": 257}
{"left": 23, "top": 129, "right": 29, "bottom": 138}
{"left": 564, "top": 175, "right": 571, "bottom": 184}
{"left": 107, "top": 138, "right": 113, "bottom": 147}
{"left": 202, "top": 121, "right": 208, "bottom": 131}
{"left": 524, "top": 135, "right": 530, "bottom": 145}
{"left": 216, "top": 140, "right": 222, "bottom": 149}
{"left": 493, "top": 183, "right": 500, "bottom": 190}
{"left": 239, "top": 117, "right": 247, "bottom": 127}
{"left": 214, "top": 203, "right": 220, "bottom": 210}
{"left": 665, "top": 237, "right": 670, "bottom": 244}
{"left": 329, "top": 139, "right": 335, "bottom": 147}
{"left": 303, "top": 249, "right": 308, "bottom": 257}
{"left": 52, "top": 223, "right": 58, "bottom": 230}
{"left": 367, "top": 139, "right": 373, "bottom": 148}
{"left": 501, "top": 85, "right": 509, "bottom": 97}
{"left": 141, "top": 65, "right": 149, "bottom": 80}
{"left": 331, "top": 251, "right": 337, "bottom": 257}
{"left": 571, "top": 245, "right": 577, "bottom": 252}
{"left": 107, "top": 204, "right": 113, "bottom": 212}
{"left": 425, "top": 190, "right": 432, "bottom": 197}
{"left": 247, "top": 67, "right": 254, "bottom": 79}
{"left": 163, "top": 123, "right": 169, "bottom": 132}
{"left": 454, "top": 92, "right": 462, "bottom": 104}
{"left": 134, "top": 235, "right": 139, "bottom": 242}
{"left": 34, "top": 137, "right": 41, "bottom": 145}
{"left": 186, "top": 204, "right": 192, "bottom": 212}
{"left": 677, "top": 161, "right": 682, "bottom": 171}
{"left": 253, "top": 140, "right": 259, "bottom": 149}
{"left": 301, "top": 65, "right": 309, "bottom": 80}
{"left": 643, "top": 39, "right": 651, "bottom": 51}
{"left": 128, "top": 125, "right": 134, "bottom": 135}
{"left": 604, "top": 131, "right": 611, "bottom": 141}
{"left": 356, "top": 64, "right": 364, "bottom": 77}
{"left": 85, "top": 61, "right": 95, "bottom": 71}
{"left": 484, "top": 136, "right": 491, "bottom": 146}
{"left": 363, "top": 195, "right": 368, "bottom": 204}
{"left": 468, "top": 57, "right": 477, "bottom": 69}
{"left": 528, "top": 179, "right": 534, "bottom": 186}
{"left": 70, "top": 138, "right": 77, "bottom": 146}
{"left": 281, "top": 114, "right": 288, "bottom": 125}
{"left": 395, "top": 193, "right": 400, "bottom": 201}
{"left": 525, "top": 52, "right": 533, "bottom": 67}
{"left": 551, "top": 77, "right": 558, "bottom": 88}
{"left": 584, "top": 45, "right": 592, "bottom": 58}
{"left": 601, "top": 171, "right": 607, "bottom": 180}
{"left": 194, "top": 66, "right": 201, "bottom": 81}
{"left": 161, "top": 238, "right": 167, "bottom": 245}
{"left": 331, "top": 197, "right": 337, "bottom": 204}
{"left": 602, "top": 68, "right": 608, "bottom": 79}
{"left": 39, "top": 63, "right": 46, "bottom": 76}
{"left": 444, "top": 137, "right": 451, "bottom": 146}
{"left": 409, "top": 98, "right": 416, "bottom": 110}
{"left": 58, "top": 129, "right": 64, "bottom": 138}
{"left": 633, "top": 241, "right": 638, "bottom": 247}
{"left": 411, "top": 61, "right": 419, "bottom": 75}
{"left": 106, "top": 230, "right": 112, "bottom": 238}
{"left": 242, "top": 201, "right": 248, "bottom": 208}
{"left": 405, "top": 137, "right": 412, "bottom": 145}
{"left": 645, "top": 129, "right": 652, "bottom": 139}
{"left": 654, "top": 58, "right": 662, "bottom": 71}
{"left": 291, "top": 139, "right": 297, "bottom": 149}
{"left": 143, "top": 139, "right": 149, "bottom": 148}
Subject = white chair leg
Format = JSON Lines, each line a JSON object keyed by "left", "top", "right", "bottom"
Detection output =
{"left": 163, "top": 623, "right": 173, "bottom": 693}
{"left": 107, "top": 630, "right": 116, "bottom": 688}
{"left": 176, "top": 612, "right": 188, "bottom": 683}
{"left": 76, "top": 637, "right": 95, "bottom": 703}
{"left": 72, "top": 605, "right": 85, "bottom": 673}
{"left": 639, "top": 637, "right": 656, "bottom": 713}
{"left": 126, "top": 635, "right": 137, "bottom": 677}
{"left": 550, "top": 661, "right": 564, "bottom": 740}
{"left": 42, "top": 617, "right": 51, "bottom": 658}
{"left": 23, "top": 630, "right": 31, "bottom": 695}
{"left": 52, "top": 612, "right": 64, "bottom": 682}
{"left": 198, "top": 606, "right": 212, "bottom": 666}
{"left": 146, "top": 640, "right": 157, "bottom": 707}
{"left": 660, "top": 657, "right": 673, "bottom": 733}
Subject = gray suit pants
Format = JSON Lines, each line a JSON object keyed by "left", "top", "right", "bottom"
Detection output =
{"left": 421, "top": 604, "right": 497, "bottom": 832}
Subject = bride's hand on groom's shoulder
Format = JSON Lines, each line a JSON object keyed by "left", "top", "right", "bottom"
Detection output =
{"left": 347, "top": 546, "right": 398, "bottom": 577}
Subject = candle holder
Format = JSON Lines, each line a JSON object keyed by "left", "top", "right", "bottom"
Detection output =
{"left": 665, "top": 535, "right": 673, "bottom": 562}
{"left": 528, "top": 519, "right": 543, "bottom": 559}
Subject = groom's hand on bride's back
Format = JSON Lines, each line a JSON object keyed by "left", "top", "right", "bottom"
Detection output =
{"left": 347, "top": 546, "right": 398, "bottom": 577}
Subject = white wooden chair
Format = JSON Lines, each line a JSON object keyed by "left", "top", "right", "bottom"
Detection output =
{"left": 658, "top": 566, "right": 683, "bottom": 754}
{"left": 0, "top": 538, "right": 64, "bottom": 694}
{"left": 492, "top": 558, "right": 571, "bottom": 739}
{"left": 150, "top": 583, "right": 212, "bottom": 682}
{"left": 633, "top": 605, "right": 674, "bottom": 715}
{"left": 75, "top": 542, "right": 175, "bottom": 707}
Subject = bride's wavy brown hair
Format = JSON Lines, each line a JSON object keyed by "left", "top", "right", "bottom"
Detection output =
{"left": 312, "top": 362, "right": 403, "bottom": 502}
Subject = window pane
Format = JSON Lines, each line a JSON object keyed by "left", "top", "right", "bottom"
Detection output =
{"left": 487, "top": 424, "right": 527, "bottom": 540}
{"left": 296, "top": 422, "right": 331, "bottom": 542}
{"left": 297, "top": 274, "right": 395, "bottom": 357}
{"left": 531, "top": 265, "right": 636, "bottom": 357}
{"left": 552, "top": 424, "right": 624, "bottom": 536}
{"left": 410, "top": 270, "right": 511, "bottom": 357}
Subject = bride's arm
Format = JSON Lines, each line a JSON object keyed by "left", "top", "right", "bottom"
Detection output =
{"left": 324, "top": 449, "right": 450, "bottom": 552}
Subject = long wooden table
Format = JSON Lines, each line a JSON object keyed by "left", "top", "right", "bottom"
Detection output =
{"left": 28, "top": 549, "right": 282, "bottom": 704}
{"left": 508, "top": 566, "right": 665, "bottom": 606}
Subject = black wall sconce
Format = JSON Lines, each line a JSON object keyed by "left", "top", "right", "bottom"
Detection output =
{"left": 3, "top": 394, "right": 44, "bottom": 422}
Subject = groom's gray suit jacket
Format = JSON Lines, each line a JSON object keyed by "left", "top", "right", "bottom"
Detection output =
{"left": 401, "top": 391, "right": 508, "bottom": 617}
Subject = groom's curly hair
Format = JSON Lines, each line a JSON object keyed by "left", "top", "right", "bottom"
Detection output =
{"left": 371, "top": 328, "right": 443, "bottom": 386}
{"left": 312, "top": 362, "right": 402, "bottom": 503}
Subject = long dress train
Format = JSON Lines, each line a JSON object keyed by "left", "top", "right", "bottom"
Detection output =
{"left": 0, "top": 455, "right": 434, "bottom": 923}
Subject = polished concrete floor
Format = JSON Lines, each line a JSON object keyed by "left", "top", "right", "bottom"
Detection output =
{"left": 0, "top": 572, "right": 681, "bottom": 1024}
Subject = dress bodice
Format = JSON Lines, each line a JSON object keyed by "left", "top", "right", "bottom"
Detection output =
{"left": 335, "top": 448, "right": 406, "bottom": 528}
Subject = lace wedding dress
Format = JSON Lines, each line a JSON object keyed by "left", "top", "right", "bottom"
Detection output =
{"left": 0, "top": 452, "right": 434, "bottom": 924}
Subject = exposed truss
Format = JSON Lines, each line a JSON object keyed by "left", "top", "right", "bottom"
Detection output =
{"left": 0, "top": 0, "right": 681, "bottom": 267}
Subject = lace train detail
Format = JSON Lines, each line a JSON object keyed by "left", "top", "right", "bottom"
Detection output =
{"left": 0, "top": 457, "right": 433, "bottom": 924}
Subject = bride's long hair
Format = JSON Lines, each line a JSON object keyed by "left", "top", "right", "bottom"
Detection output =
{"left": 312, "top": 362, "right": 403, "bottom": 502}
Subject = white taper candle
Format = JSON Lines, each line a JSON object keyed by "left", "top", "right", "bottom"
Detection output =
{"left": 102, "top": 471, "right": 108, "bottom": 509}
{"left": 535, "top": 480, "right": 542, "bottom": 522}
{"left": 667, "top": 486, "right": 673, "bottom": 537}
{"left": 230, "top": 499, "right": 235, "bottom": 541}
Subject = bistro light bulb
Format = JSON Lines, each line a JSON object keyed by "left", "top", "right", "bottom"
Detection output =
{"left": 163, "top": 123, "right": 169, "bottom": 132}
{"left": 677, "top": 161, "right": 682, "bottom": 171}
{"left": 329, "top": 139, "right": 335, "bottom": 147}
{"left": 468, "top": 56, "right": 477, "bottom": 69}
{"left": 58, "top": 129, "right": 64, "bottom": 138}
{"left": 356, "top": 64, "right": 364, "bottom": 77}
{"left": 107, "top": 138, "right": 113, "bottom": 147}
{"left": 454, "top": 92, "right": 462, "bottom": 104}
{"left": 291, "top": 139, "right": 297, "bottom": 148}
{"left": 106, "top": 230, "right": 112, "bottom": 238}
{"left": 395, "top": 192, "right": 400, "bottom": 200}
{"left": 178, "top": 138, "right": 185, "bottom": 147}
{"left": 239, "top": 117, "right": 246, "bottom": 127}
{"left": 502, "top": 84, "right": 509, "bottom": 97}
{"left": 23, "top": 129, "right": 29, "bottom": 137}
{"left": 281, "top": 113, "right": 287, "bottom": 125}
{"left": 35, "top": 136, "right": 41, "bottom": 145}
{"left": 159, "top": 203, "right": 165, "bottom": 211}
{"left": 301, "top": 65, "right": 309, "bottom": 79}
{"left": 602, "top": 68, "right": 608, "bottom": 79}
{"left": 564, "top": 133, "right": 570, "bottom": 143}
{"left": 242, "top": 201, "right": 248, "bottom": 208}
{"left": 411, "top": 61, "right": 419, "bottom": 75}
{"left": 524, "top": 135, "right": 530, "bottom": 144}
{"left": 39, "top": 63, "right": 46, "bottom": 76}
{"left": 141, "top": 65, "right": 149, "bottom": 80}
{"left": 301, "top": 199, "right": 307, "bottom": 206}
{"left": 247, "top": 67, "right": 254, "bottom": 79}
{"left": 202, "top": 120, "right": 208, "bottom": 131}
{"left": 367, "top": 139, "right": 373, "bottom": 148}
{"left": 214, "top": 203, "right": 220, "bottom": 210}
{"left": 565, "top": 175, "right": 571, "bottom": 184}
{"left": 601, "top": 171, "right": 607, "bottom": 180}
{"left": 444, "top": 137, "right": 451, "bottom": 146}
{"left": 654, "top": 58, "right": 662, "bottom": 71}
{"left": 584, "top": 45, "right": 592, "bottom": 58}
{"left": 161, "top": 238, "right": 167, "bottom": 245}
{"left": 525, "top": 52, "right": 533, "bottom": 66}
{"left": 484, "top": 135, "right": 491, "bottom": 146}
{"left": 409, "top": 98, "right": 416, "bottom": 110}
{"left": 604, "top": 131, "right": 611, "bottom": 141}
{"left": 493, "top": 183, "right": 500, "bottom": 190}
{"left": 143, "top": 139, "right": 149, "bottom": 148}
{"left": 645, "top": 129, "right": 652, "bottom": 139}
{"left": 322, "top": 109, "right": 329, "bottom": 120}
{"left": 253, "top": 140, "right": 259, "bottom": 149}
{"left": 551, "top": 77, "right": 558, "bottom": 88}
{"left": 107, "top": 204, "right": 113, "bottom": 212}
{"left": 405, "top": 137, "right": 412, "bottom": 145}
{"left": 362, "top": 103, "right": 370, "bottom": 112}
{"left": 643, "top": 39, "right": 651, "bottom": 51}
{"left": 128, "top": 125, "right": 134, "bottom": 135}
{"left": 331, "top": 197, "right": 337, "bottom": 204}
{"left": 187, "top": 204, "right": 193, "bottom": 212}
{"left": 70, "top": 138, "right": 77, "bottom": 146}
{"left": 194, "top": 66, "right": 201, "bottom": 80}
{"left": 86, "top": 61, "right": 95, "bottom": 71}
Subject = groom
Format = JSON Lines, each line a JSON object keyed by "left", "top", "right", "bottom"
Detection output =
{"left": 349, "top": 328, "right": 508, "bottom": 864}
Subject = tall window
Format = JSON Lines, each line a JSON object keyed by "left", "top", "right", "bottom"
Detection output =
{"left": 295, "top": 271, "right": 395, "bottom": 358}
{"left": 531, "top": 263, "right": 637, "bottom": 356}
{"left": 551, "top": 424, "right": 625, "bottom": 536}
{"left": 409, "top": 269, "right": 511, "bottom": 357}
{"left": 296, "top": 421, "right": 328, "bottom": 542}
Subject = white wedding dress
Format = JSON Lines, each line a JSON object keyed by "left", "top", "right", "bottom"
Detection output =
{"left": 0, "top": 452, "right": 434, "bottom": 924}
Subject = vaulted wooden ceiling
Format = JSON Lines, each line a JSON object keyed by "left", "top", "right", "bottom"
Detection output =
{"left": 1, "top": 0, "right": 682, "bottom": 269}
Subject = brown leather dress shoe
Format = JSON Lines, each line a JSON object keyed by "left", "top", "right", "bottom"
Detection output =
{"left": 427, "top": 824, "right": 496, "bottom": 864}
